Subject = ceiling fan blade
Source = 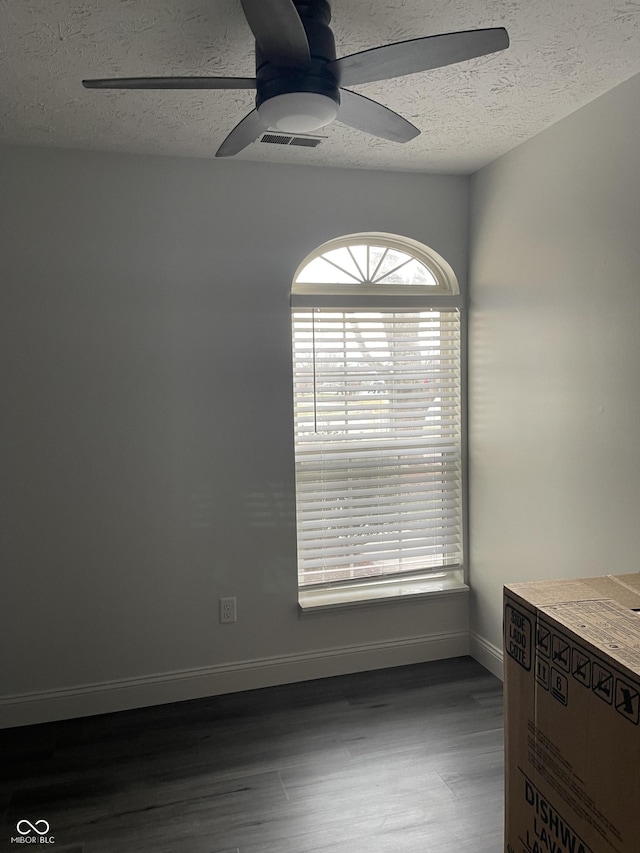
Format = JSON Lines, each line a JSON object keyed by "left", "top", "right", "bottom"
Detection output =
{"left": 215, "top": 108, "right": 265, "bottom": 157}
{"left": 329, "top": 28, "right": 509, "bottom": 87}
{"left": 82, "top": 77, "right": 256, "bottom": 90}
{"left": 338, "top": 89, "right": 419, "bottom": 143}
{"left": 240, "top": 0, "right": 310, "bottom": 67}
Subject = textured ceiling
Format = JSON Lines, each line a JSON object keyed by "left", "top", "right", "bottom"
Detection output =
{"left": 1, "top": 0, "right": 639, "bottom": 173}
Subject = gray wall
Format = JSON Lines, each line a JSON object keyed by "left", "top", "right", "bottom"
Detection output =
{"left": 0, "top": 145, "right": 469, "bottom": 723}
{"left": 469, "top": 73, "right": 640, "bottom": 658}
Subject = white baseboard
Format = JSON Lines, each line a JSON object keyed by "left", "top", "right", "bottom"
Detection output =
{"left": 469, "top": 631, "right": 504, "bottom": 681}
{"left": 0, "top": 631, "right": 469, "bottom": 729}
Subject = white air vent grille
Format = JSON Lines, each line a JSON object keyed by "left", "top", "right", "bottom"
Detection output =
{"left": 260, "top": 133, "right": 322, "bottom": 148}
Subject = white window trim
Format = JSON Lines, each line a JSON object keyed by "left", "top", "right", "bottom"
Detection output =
{"left": 291, "top": 233, "right": 466, "bottom": 611}
{"left": 299, "top": 570, "right": 469, "bottom": 614}
{"left": 291, "top": 292, "right": 462, "bottom": 310}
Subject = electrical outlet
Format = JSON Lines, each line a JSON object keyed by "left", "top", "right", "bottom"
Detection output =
{"left": 219, "top": 596, "right": 237, "bottom": 624}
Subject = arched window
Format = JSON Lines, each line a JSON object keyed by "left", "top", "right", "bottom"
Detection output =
{"left": 293, "top": 233, "right": 458, "bottom": 294}
{"left": 291, "top": 233, "right": 464, "bottom": 608}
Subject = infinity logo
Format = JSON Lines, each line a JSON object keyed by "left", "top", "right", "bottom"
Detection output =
{"left": 16, "top": 820, "right": 50, "bottom": 836}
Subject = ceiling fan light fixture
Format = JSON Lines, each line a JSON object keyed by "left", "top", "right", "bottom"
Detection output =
{"left": 257, "top": 92, "right": 338, "bottom": 133}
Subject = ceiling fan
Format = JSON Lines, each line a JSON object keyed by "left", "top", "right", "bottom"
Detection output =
{"left": 83, "top": 0, "right": 509, "bottom": 158}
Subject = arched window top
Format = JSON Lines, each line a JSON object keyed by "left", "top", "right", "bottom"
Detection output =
{"left": 292, "top": 232, "right": 459, "bottom": 302}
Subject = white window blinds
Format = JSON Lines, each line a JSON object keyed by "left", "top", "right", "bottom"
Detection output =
{"left": 292, "top": 308, "right": 462, "bottom": 588}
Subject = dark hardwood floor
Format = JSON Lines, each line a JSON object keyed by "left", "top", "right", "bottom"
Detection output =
{"left": 0, "top": 656, "right": 504, "bottom": 853}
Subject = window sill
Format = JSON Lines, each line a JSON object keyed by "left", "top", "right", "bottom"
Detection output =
{"left": 298, "top": 572, "right": 468, "bottom": 615}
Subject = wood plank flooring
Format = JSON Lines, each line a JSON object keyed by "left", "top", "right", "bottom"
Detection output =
{"left": 0, "top": 656, "right": 504, "bottom": 852}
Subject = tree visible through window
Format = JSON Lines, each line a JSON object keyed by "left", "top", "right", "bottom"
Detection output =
{"left": 291, "top": 234, "right": 462, "bottom": 593}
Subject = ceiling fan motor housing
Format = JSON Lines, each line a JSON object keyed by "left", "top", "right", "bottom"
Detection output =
{"left": 255, "top": 0, "right": 340, "bottom": 121}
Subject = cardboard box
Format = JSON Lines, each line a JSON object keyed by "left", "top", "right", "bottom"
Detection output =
{"left": 504, "top": 574, "right": 640, "bottom": 853}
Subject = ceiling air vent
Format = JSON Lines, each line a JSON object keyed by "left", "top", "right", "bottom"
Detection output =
{"left": 289, "top": 136, "right": 321, "bottom": 147}
{"left": 260, "top": 133, "right": 323, "bottom": 148}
